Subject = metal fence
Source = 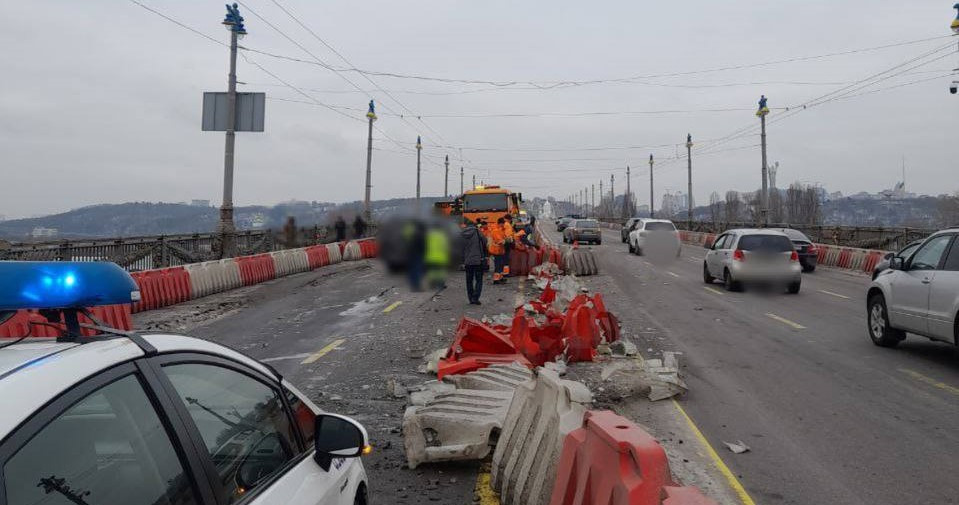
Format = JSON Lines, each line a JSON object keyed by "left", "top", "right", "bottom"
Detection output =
{"left": 0, "top": 225, "right": 346, "bottom": 271}
{"left": 596, "top": 217, "right": 936, "bottom": 251}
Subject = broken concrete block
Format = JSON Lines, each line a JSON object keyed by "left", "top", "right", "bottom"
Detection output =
{"left": 409, "top": 381, "right": 457, "bottom": 406}
{"left": 403, "top": 389, "right": 514, "bottom": 469}
{"left": 610, "top": 339, "right": 638, "bottom": 356}
{"left": 443, "top": 362, "right": 532, "bottom": 391}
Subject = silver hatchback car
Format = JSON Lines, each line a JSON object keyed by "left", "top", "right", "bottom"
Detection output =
{"left": 866, "top": 229, "right": 959, "bottom": 347}
{"left": 703, "top": 229, "right": 802, "bottom": 293}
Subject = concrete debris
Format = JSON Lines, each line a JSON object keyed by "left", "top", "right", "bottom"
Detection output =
{"left": 530, "top": 262, "right": 561, "bottom": 278}
{"left": 644, "top": 351, "right": 687, "bottom": 401}
{"left": 436, "top": 329, "right": 444, "bottom": 336}
{"left": 543, "top": 359, "right": 567, "bottom": 376}
{"left": 423, "top": 348, "right": 447, "bottom": 375}
{"left": 551, "top": 276, "right": 583, "bottom": 304}
{"left": 409, "top": 381, "right": 457, "bottom": 406}
{"left": 386, "top": 377, "right": 408, "bottom": 399}
{"left": 484, "top": 313, "right": 513, "bottom": 328}
{"left": 596, "top": 343, "right": 612, "bottom": 355}
{"left": 610, "top": 339, "right": 638, "bottom": 356}
{"left": 723, "top": 440, "right": 751, "bottom": 454}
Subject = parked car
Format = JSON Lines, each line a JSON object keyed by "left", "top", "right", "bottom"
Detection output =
{"left": 702, "top": 229, "right": 802, "bottom": 293}
{"left": 775, "top": 228, "right": 819, "bottom": 272}
{"left": 866, "top": 229, "right": 959, "bottom": 347}
{"left": 627, "top": 219, "right": 680, "bottom": 257}
{"left": 872, "top": 240, "right": 922, "bottom": 280}
{"left": 621, "top": 217, "right": 643, "bottom": 243}
{"left": 563, "top": 219, "right": 602, "bottom": 244}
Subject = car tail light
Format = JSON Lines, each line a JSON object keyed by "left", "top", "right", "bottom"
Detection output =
{"left": 807, "top": 245, "right": 818, "bottom": 254}
{"left": 790, "top": 251, "right": 799, "bottom": 262}
{"left": 733, "top": 249, "right": 745, "bottom": 261}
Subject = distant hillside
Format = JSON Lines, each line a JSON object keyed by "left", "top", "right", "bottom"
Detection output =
{"left": 0, "top": 197, "right": 446, "bottom": 241}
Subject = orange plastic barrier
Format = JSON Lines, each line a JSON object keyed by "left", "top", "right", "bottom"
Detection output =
{"left": 549, "top": 410, "right": 718, "bottom": 505}
{"left": 305, "top": 245, "right": 331, "bottom": 269}
{"left": 356, "top": 238, "right": 379, "bottom": 258}
{"left": 236, "top": 254, "right": 277, "bottom": 285}
{"left": 0, "top": 304, "right": 133, "bottom": 338}
{"left": 437, "top": 318, "right": 533, "bottom": 379}
{"left": 130, "top": 267, "right": 191, "bottom": 313}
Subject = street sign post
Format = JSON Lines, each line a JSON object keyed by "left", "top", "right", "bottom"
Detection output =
{"left": 202, "top": 92, "right": 265, "bottom": 132}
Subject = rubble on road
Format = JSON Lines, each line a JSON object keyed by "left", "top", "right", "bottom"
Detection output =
{"left": 723, "top": 440, "right": 751, "bottom": 454}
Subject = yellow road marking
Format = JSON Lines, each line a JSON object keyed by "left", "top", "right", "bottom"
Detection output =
{"left": 474, "top": 470, "right": 501, "bottom": 505}
{"left": 703, "top": 286, "right": 724, "bottom": 296}
{"left": 382, "top": 301, "right": 402, "bottom": 313}
{"left": 765, "top": 313, "right": 806, "bottom": 329}
{"left": 666, "top": 271, "right": 680, "bottom": 278}
{"left": 818, "top": 289, "right": 850, "bottom": 300}
{"left": 673, "top": 400, "right": 757, "bottom": 505}
{"left": 899, "top": 368, "right": 959, "bottom": 396}
{"left": 300, "top": 339, "right": 345, "bottom": 364}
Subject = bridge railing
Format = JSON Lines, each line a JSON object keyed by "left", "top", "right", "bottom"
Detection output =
{"left": 0, "top": 225, "right": 349, "bottom": 271}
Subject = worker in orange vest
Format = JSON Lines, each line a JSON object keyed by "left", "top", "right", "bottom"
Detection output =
{"left": 487, "top": 217, "right": 507, "bottom": 284}
{"left": 502, "top": 215, "right": 517, "bottom": 277}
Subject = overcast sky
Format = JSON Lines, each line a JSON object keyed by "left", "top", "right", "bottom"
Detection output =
{"left": 1, "top": 1, "right": 956, "bottom": 218}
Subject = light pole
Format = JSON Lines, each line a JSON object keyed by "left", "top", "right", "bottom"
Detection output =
{"left": 951, "top": 4, "right": 959, "bottom": 95}
{"left": 624, "top": 165, "right": 631, "bottom": 218}
{"left": 460, "top": 166, "right": 464, "bottom": 194}
{"left": 217, "top": 3, "right": 246, "bottom": 258}
{"left": 648, "top": 154, "right": 655, "bottom": 219}
{"left": 686, "top": 133, "right": 693, "bottom": 225}
{"left": 757, "top": 95, "right": 770, "bottom": 226}
{"left": 364, "top": 100, "right": 376, "bottom": 223}
{"left": 444, "top": 155, "right": 449, "bottom": 197}
{"left": 415, "top": 136, "right": 422, "bottom": 202}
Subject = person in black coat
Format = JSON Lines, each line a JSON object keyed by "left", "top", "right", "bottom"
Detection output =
{"left": 461, "top": 219, "right": 488, "bottom": 305}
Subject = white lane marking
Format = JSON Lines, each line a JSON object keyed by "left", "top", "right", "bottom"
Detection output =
{"left": 690, "top": 256, "right": 704, "bottom": 261}
{"left": 765, "top": 313, "right": 806, "bottom": 329}
{"left": 703, "top": 287, "right": 724, "bottom": 296}
{"left": 666, "top": 271, "right": 680, "bottom": 278}
{"left": 818, "top": 289, "right": 851, "bottom": 300}
{"left": 261, "top": 352, "right": 313, "bottom": 363}
{"left": 688, "top": 258, "right": 701, "bottom": 264}
{"left": 643, "top": 261, "right": 653, "bottom": 267}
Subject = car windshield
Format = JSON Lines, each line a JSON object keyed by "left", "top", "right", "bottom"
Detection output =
{"left": 464, "top": 193, "right": 508, "bottom": 212}
{"left": 576, "top": 220, "right": 599, "bottom": 228}
{"left": 645, "top": 222, "right": 675, "bottom": 231}
{"left": 780, "top": 229, "right": 811, "bottom": 242}
{"left": 737, "top": 234, "right": 794, "bottom": 252}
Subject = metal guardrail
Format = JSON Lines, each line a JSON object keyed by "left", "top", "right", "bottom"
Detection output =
{"left": 0, "top": 224, "right": 360, "bottom": 271}
{"left": 595, "top": 217, "right": 936, "bottom": 251}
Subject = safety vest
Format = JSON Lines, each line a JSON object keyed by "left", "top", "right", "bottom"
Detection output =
{"left": 487, "top": 223, "right": 506, "bottom": 256}
{"left": 425, "top": 228, "right": 450, "bottom": 266}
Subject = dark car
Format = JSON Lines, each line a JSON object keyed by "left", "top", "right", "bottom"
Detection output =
{"left": 872, "top": 240, "right": 922, "bottom": 280}
{"left": 776, "top": 228, "right": 818, "bottom": 272}
{"left": 621, "top": 217, "right": 643, "bottom": 243}
{"left": 556, "top": 217, "right": 573, "bottom": 232}
{"left": 563, "top": 219, "right": 602, "bottom": 244}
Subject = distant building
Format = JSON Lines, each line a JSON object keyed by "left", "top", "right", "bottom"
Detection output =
{"left": 31, "top": 227, "right": 58, "bottom": 238}
{"left": 661, "top": 191, "right": 688, "bottom": 217}
{"left": 190, "top": 199, "right": 210, "bottom": 207}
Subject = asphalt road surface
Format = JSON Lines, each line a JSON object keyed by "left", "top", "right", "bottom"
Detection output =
{"left": 547, "top": 226, "right": 959, "bottom": 505}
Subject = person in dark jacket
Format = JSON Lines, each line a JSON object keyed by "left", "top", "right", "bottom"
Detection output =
{"left": 353, "top": 215, "right": 367, "bottom": 239}
{"left": 461, "top": 219, "right": 488, "bottom": 305}
{"left": 333, "top": 216, "right": 347, "bottom": 242}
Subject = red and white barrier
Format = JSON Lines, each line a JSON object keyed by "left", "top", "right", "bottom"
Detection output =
{"left": 1, "top": 239, "right": 379, "bottom": 337}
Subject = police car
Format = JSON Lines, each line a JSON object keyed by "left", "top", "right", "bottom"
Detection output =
{"left": 0, "top": 261, "right": 370, "bottom": 505}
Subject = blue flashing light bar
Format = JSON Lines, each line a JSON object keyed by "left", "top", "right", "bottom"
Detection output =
{"left": 0, "top": 262, "right": 140, "bottom": 311}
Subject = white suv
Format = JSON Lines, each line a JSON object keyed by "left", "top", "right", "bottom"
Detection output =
{"left": 866, "top": 229, "right": 959, "bottom": 348}
{"left": 0, "top": 261, "right": 370, "bottom": 505}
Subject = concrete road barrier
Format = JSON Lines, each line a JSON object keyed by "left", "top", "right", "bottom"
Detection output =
{"left": 491, "top": 368, "right": 592, "bottom": 505}
{"left": 444, "top": 362, "right": 532, "bottom": 391}
{"left": 561, "top": 247, "right": 599, "bottom": 276}
{"left": 403, "top": 388, "right": 514, "bottom": 469}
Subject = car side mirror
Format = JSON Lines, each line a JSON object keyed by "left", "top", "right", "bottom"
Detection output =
{"left": 889, "top": 257, "right": 905, "bottom": 271}
{"left": 314, "top": 413, "right": 370, "bottom": 471}
{"left": 883, "top": 252, "right": 895, "bottom": 260}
